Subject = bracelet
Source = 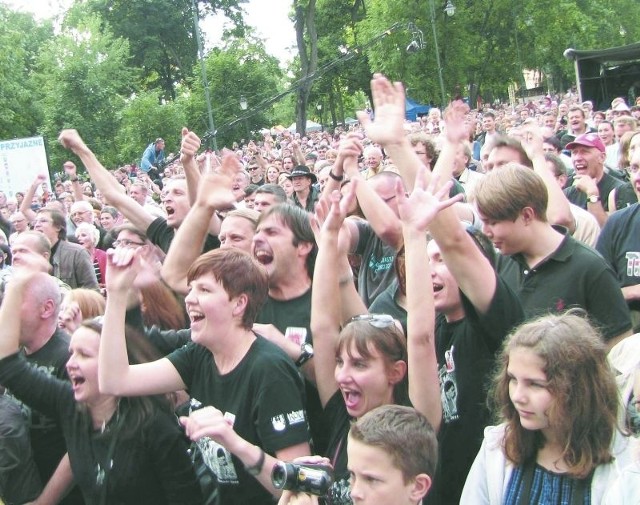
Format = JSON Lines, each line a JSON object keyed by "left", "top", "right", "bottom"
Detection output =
{"left": 329, "top": 170, "right": 344, "bottom": 182}
{"left": 245, "top": 449, "right": 266, "bottom": 476}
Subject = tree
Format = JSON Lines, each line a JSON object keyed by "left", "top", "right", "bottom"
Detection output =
{"left": 0, "top": 6, "right": 53, "bottom": 140}
{"left": 114, "top": 89, "right": 188, "bottom": 166}
{"left": 294, "top": 0, "right": 319, "bottom": 136}
{"left": 35, "top": 10, "right": 137, "bottom": 170}
{"left": 184, "top": 33, "right": 283, "bottom": 148}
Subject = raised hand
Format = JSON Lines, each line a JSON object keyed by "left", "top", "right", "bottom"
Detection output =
{"left": 336, "top": 134, "right": 363, "bottom": 179}
{"left": 195, "top": 149, "right": 241, "bottom": 210}
{"left": 32, "top": 173, "right": 49, "bottom": 188}
{"left": 356, "top": 73, "right": 406, "bottom": 147}
{"left": 63, "top": 162, "right": 77, "bottom": 178}
{"left": 58, "top": 301, "right": 83, "bottom": 333}
{"left": 519, "top": 121, "right": 545, "bottom": 161}
{"left": 444, "top": 100, "right": 471, "bottom": 144}
{"left": 58, "top": 129, "right": 89, "bottom": 154}
{"left": 106, "top": 246, "right": 142, "bottom": 293}
{"left": 396, "top": 167, "right": 463, "bottom": 233}
{"left": 180, "top": 127, "right": 201, "bottom": 165}
{"left": 313, "top": 183, "right": 357, "bottom": 238}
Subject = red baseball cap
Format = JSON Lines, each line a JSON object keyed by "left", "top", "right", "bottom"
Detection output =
{"left": 565, "top": 133, "right": 605, "bottom": 153}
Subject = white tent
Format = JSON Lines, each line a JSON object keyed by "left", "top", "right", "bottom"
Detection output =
{"left": 288, "top": 120, "right": 322, "bottom": 133}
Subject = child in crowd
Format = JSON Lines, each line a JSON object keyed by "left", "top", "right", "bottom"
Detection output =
{"left": 461, "top": 311, "right": 638, "bottom": 504}
{"left": 278, "top": 404, "right": 438, "bottom": 505}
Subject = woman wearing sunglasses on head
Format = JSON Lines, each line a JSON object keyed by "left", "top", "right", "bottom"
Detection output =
{"left": 0, "top": 262, "right": 202, "bottom": 505}
{"left": 307, "top": 169, "right": 458, "bottom": 504}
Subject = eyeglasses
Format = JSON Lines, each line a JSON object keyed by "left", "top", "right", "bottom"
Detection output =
{"left": 113, "top": 239, "right": 146, "bottom": 248}
{"left": 248, "top": 166, "right": 259, "bottom": 171}
{"left": 348, "top": 314, "right": 395, "bottom": 329}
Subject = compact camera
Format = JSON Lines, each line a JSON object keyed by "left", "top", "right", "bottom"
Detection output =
{"left": 271, "top": 462, "right": 334, "bottom": 497}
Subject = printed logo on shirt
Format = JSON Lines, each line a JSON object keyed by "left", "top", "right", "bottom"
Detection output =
{"left": 198, "top": 437, "right": 239, "bottom": 484}
{"left": 626, "top": 252, "right": 640, "bottom": 277}
{"left": 368, "top": 254, "right": 394, "bottom": 275}
{"left": 271, "top": 414, "right": 287, "bottom": 431}
{"left": 286, "top": 410, "right": 305, "bottom": 425}
{"left": 439, "top": 345, "right": 459, "bottom": 423}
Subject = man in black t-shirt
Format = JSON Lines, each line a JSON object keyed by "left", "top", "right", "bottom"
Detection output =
{"left": 563, "top": 132, "right": 636, "bottom": 227}
{"left": 2, "top": 273, "right": 84, "bottom": 505}
{"left": 59, "top": 129, "right": 219, "bottom": 255}
{"left": 596, "top": 148, "right": 640, "bottom": 332}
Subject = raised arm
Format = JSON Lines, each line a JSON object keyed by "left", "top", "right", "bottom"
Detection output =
{"left": 63, "top": 162, "right": 86, "bottom": 202}
{"left": 58, "top": 129, "right": 155, "bottom": 232}
{"left": 310, "top": 184, "right": 358, "bottom": 407}
{"left": 20, "top": 174, "right": 48, "bottom": 223}
{"left": 395, "top": 172, "right": 463, "bottom": 433}
{"left": 99, "top": 247, "right": 186, "bottom": 396}
{"left": 520, "top": 122, "right": 574, "bottom": 231}
{"left": 161, "top": 150, "right": 239, "bottom": 294}
{"left": 428, "top": 102, "right": 498, "bottom": 314}
{"left": 340, "top": 136, "right": 403, "bottom": 251}
{"left": 357, "top": 73, "right": 427, "bottom": 191}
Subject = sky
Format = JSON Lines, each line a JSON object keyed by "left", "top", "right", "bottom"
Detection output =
{"left": 3, "top": 0, "right": 297, "bottom": 63}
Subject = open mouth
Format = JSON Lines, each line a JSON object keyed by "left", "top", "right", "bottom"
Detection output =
{"left": 254, "top": 250, "right": 274, "bottom": 265}
{"left": 71, "top": 376, "right": 86, "bottom": 388}
{"left": 433, "top": 283, "right": 444, "bottom": 293}
{"left": 165, "top": 205, "right": 175, "bottom": 216}
{"left": 189, "top": 311, "right": 205, "bottom": 324}
{"left": 342, "top": 389, "right": 361, "bottom": 409}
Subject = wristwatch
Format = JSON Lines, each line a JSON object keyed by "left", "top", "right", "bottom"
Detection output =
{"left": 295, "top": 343, "right": 314, "bottom": 367}
{"left": 587, "top": 194, "right": 600, "bottom": 204}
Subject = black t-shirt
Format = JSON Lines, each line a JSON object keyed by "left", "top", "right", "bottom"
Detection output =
{"left": 432, "top": 276, "right": 524, "bottom": 505}
{"left": 167, "top": 337, "right": 310, "bottom": 505}
{"left": 7, "top": 329, "right": 71, "bottom": 486}
{"left": 497, "top": 230, "right": 632, "bottom": 341}
{"left": 322, "top": 391, "right": 353, "bottom": 505}
{"left": 257, "top": 291, "right": 312, "bottom": 340}
{"left": 256, "top": 290, "right": 327, "bottom": 455}
{"left": 564, "top": 172, "right": 634, "bottom": 211}
{"left": 0, "top": 353, "right": 202, "bottom": 505}
{"left": 596, "top": 203, "right": 640, "bottom": 313}
{"left": 146, "top": 217, "right": 220, "bottom": 255}
{"left": 0, "top": 395, "right": 42, "bottom": 505}
{"left": 367, "top": 279, "right": 407, "bottom": 335}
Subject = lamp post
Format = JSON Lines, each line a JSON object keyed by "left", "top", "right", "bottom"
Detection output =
{"left": 191, "top": 0, "right": 217, "bottom": 151}
{"left": 317, "top": 103, "right": 323, "bottom": 132}
{"left": 429, "top": 0, "right": 455, "bottom": 107}
{"left": 240, "top": 95, "right": 249, "bottom": 140}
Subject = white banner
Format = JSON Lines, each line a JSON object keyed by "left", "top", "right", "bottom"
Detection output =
{"left": 0, "top": 136, "right": 51, "bottom": 198}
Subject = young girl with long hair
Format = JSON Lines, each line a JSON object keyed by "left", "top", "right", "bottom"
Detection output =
{"left": 461, "top": 311, "right": 638, "bottom": 504}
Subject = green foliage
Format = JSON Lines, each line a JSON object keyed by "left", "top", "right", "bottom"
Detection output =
{"left": 35, "top": 11, "right": 137, "bottom": 170}
{"left": 184, "top": 34, "right": 283, "bottom": 148}
{"left": 115, "top": 89, "right": 188, "bottom": 166}
{"left": 0, "top": 6, "right": 53, "bottom": 139}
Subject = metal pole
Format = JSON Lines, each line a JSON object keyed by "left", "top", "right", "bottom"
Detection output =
{"left": 429, "top": 0, "right": 446, "bottom": 107}
{"left": 192, "top": 0, "right": 217, "bottom": 151}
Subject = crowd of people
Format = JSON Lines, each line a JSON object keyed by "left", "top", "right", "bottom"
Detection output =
{"left": 0, "top": 73, "right": 640, "bottom": 505}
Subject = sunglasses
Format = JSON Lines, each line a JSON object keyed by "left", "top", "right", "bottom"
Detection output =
{"left": 348, "top": 314, "right": 395, "bottom": 329}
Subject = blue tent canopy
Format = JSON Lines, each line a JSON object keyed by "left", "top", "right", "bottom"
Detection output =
{"left": 405, "top": 97, "right": 430, "bottom": 121}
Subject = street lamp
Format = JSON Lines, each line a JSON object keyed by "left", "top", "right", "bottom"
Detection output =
{"left": 444, "top": 1, "right": 456, "bottom": 17}
{"left": 240, "top": 95, "right": 249, "bottom": 140}
{"left": 317, "top": 103, "right": 323, "bottom": 131}
{"left": 429, "top": 0, "right": 455, "bottom": 107}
